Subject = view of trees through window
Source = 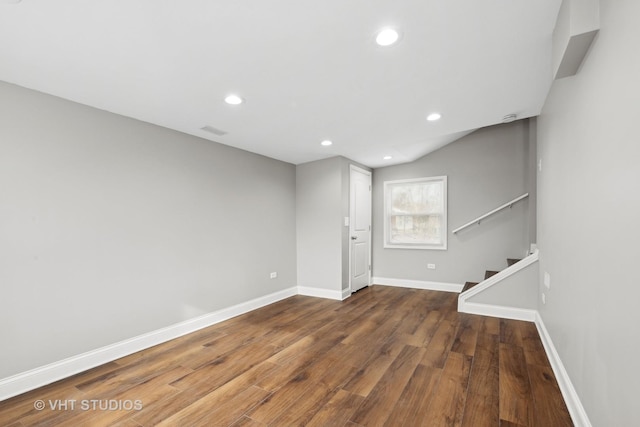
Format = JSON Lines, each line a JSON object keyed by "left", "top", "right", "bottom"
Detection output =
{"left": 384, "top": 177, "right": 447, "bottom": 249}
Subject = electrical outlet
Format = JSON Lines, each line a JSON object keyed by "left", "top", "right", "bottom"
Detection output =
{"left": 427, "top": 263, "right": 436, "bottom": 270}
{"left": 542, "top": 292, "right": 546, "bottom": 304}
{"left": 270, "top": 272, "right": 277, "bottom": 279}
{"left": 538, "top": 158, "right": 543, "bottom": 172}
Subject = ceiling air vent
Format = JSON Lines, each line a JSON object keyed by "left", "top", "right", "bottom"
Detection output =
{"left": 200, "top": 125, "right": 228, "bottom": 136}
{"left": 502, "top": 114, "right": 517, "bottom": 123}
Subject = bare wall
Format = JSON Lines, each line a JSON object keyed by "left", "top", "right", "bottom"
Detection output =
{"left": 372, "top": 120, "right": 534, "bottom": 285}
{"left": 296, "top": 157, "right": 343, "bottom": 292}
{"left": 536, "top": 0, "right": 640, "bottom": 425}
{"left": 0, "top": 81, "right": 297, "bottom": 379}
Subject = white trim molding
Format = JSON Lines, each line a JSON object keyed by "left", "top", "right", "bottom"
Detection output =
{"left": 461, "top": 302, "right": 536, "bottom": 322}
{"left": 535, "top": 312, "right": 593, "bottom": 427}
{"left": 1, "top": 281, "right": 592, "bottom": 427}
{"left": 372, "top": 277, "right": 463, "bottom": 293}
{"left": 297, "top": 286, "right": 344, "bottom": 301}
{"left": 0, "top": 286, "right": 298, "bottom": 402}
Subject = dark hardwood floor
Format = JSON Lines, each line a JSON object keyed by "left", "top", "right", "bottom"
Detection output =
{"left": 0, "top": 286, "right": 573, "bottom": 426}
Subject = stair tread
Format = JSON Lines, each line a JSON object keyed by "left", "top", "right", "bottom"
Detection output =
{"left": 462, "top": 258, "right": 524, "bottom": 296}
{"left": 484, "top": 270, "right": 500, "bottom": 280}
{"left": 462, "top": 281, "right": 479, "bottom": 292}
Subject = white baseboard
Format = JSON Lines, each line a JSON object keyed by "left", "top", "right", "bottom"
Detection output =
{"left": 341, "top": 288, "right": 352, "bottom": 300}
{"left": 457, "top": 303, "right": 591, "bottom": 426}
{"left": 372, "top": 277, "right": 463, "bottom": 293}
{"left": 297, "top": 286, "right": 344, "bottom": 301}
{"left": 0, "top": 286, "right": 298, "bottom": 402}
{"left": 459, "top": 301, "right": 537, "bottom": 322}
{"left": 535, "top": 312, "right": 592, "bottom": 427}
{"left": 0, "top": 283, "right": 592, "bottom": 427}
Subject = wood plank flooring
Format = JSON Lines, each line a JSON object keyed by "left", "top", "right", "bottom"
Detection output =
{"left": 0, "top": 286, "right": 573, "bottom": 426}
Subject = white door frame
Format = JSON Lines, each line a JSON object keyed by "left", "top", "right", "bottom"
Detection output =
{"left": 349, "top": 165, "right": 372, "bottom": 293}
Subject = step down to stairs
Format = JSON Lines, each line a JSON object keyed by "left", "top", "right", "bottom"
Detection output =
{"left": 460, "top": 257, "right": 525, "bottom": 296}
{"left": 462, "top": 282, "right": 479, "bottom": 292}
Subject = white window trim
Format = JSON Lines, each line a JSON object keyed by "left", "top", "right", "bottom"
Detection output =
{"left": 383, "top": 176, "right": 448, "bottom": 250}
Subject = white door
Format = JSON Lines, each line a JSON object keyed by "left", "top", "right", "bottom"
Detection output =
{"left": 350, "top": 165, "right": 372, "bottom": 292}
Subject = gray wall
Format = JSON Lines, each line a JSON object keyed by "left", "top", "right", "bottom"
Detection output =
{"left": 296, "top": 157, "right": 343, "bottom": 292}
{"left": 536, "top": 0, "right": 640, "bottom": 425}
{"left": 0, "top": 81, "right": 297, "bottom": 379}
{"left": 372, "top": 121, "right": 534, "bottom": 285}
{"left": 340, "top": 158, "right": 351, "bottom": 291}
{"left": 526, "top": 118, "right": 537, "bottom": 244}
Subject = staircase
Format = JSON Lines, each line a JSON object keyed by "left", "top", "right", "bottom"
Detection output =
{"left": 461, "top": 257, "right": 522, "bottom": 293}
{"left": 457, "top": 250, "right": 540, "bottom": 320}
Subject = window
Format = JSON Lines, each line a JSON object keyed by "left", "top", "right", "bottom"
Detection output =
{"left": 384, "top": 176, "right": 447, "bottom": 250}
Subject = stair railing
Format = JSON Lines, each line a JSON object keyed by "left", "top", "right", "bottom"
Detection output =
{"left": 452, "top": 193, "right": 529, "bottom": 234}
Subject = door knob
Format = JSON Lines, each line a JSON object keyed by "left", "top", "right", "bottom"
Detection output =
{"left": 351, "top": 236, "right": 357, "bottom": 240}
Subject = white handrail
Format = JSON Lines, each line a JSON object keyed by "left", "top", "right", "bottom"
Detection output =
{"left": 452, "top": 193, "right": 529, "bottom": 234}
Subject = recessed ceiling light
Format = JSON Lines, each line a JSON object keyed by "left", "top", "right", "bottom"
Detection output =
{"left": 376, "top": 28, "right": 400, "bottom": 46}
{"left": 427, "top": 113, "right": 442, "bottom": 121}
{"left": 383, "top": 155, "right": 393, "bottom": 160}
{"left": 224, "top": 94, "right": 243, "bottom": 105}
{"left": 320, "top": 140, "right": 333, "bottom": 146}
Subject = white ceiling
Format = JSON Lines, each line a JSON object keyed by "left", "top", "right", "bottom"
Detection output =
{"left": 0, "top": 0, "right": 561, "bottom": 168}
